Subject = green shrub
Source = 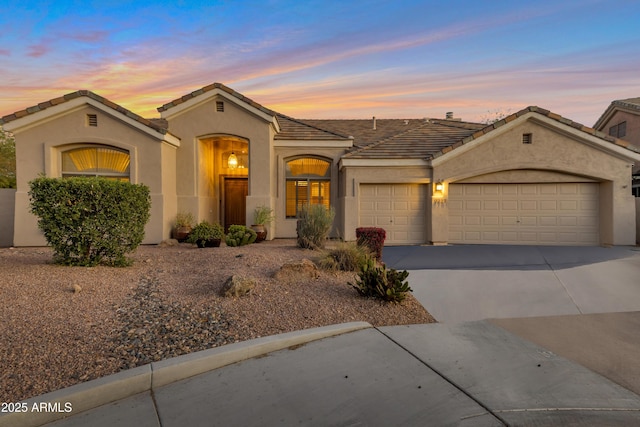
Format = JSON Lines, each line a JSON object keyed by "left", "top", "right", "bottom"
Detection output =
{"left": 355, "top": 227, "right": 386, "bottom": 261}
{"left": 296, "top": 204, "right": 335, "bottom": 250}
{"left": 318, "top": 242, "right": 372, "bottom": 271}
{"left": 187, "top": 221, "right": 224, "bottom": 247}
{"left": 349, "top": 258, "right": 412, "bottom": 303}
{"left": 225, "top": 225, "right": 257, "bottom": 247}
{"left": 0, "top": 128, "right": 16, "bottom": 189}
{"left": 253, "top": 205, "right": 275, "bottom": 226}
{"left": 29, "top": 177, "right": 150, "bottom": 266}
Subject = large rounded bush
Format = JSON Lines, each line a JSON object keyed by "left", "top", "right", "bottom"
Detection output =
{"left": 29, "top": 177, "right": 151, "bottom": 266}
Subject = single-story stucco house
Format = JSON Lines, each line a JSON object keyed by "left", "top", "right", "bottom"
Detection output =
{"left": 2, "top": 83, "right": 639, "bottom": 247}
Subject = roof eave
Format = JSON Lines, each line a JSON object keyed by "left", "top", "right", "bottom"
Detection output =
{"left": 2, "top": 96, "right": 178, "bottom": 145}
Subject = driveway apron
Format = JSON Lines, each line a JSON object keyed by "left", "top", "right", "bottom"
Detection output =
{"left": 383, "top": 245, "right": 640, "bottom": 323}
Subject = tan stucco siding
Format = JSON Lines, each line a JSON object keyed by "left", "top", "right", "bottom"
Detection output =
{"left": 274, "top": 147, "right": 346, "bottom": 238}
{"left": 11, "top": 105, "right": 170, "bottom": 245}
{"left": 432, "top": 117, "right": 637, "bottom": 245}
{"left": 165, "top": 97, "right": 273, "bottom": 228}
{"left": 598, "top": 110, "right": 640, "bottom": 148}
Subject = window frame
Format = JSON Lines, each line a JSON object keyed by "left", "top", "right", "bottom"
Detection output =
{"left": 60, "top": 144, "right": 131, "bottom": 181}
{"left": 285, "top": 156, "right": 332, "bottom": 218}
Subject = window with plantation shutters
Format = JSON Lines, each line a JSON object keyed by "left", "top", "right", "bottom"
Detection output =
{"left": 61, "top": 145, "right": 130, "bottom": 181}
{"left": 285, "top": 157, "right": 331, "bottom": 217}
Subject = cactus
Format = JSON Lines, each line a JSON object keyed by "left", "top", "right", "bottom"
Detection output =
{"left": 225, "top": 225, "right": 257, "bottom": 247}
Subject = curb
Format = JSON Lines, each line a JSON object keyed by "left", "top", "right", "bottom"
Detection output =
{"left": 0, "top": 322, "right": 372, "bottom": 427}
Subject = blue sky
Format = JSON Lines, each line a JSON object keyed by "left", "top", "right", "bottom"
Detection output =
{"left": 1, "top": 0, "right": 639, "bottom": 124}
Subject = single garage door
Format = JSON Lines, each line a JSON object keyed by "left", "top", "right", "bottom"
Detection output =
{"left": 359, "top": 184, "right": 426, "bottom": 245}
{"left": 449, "top": 183, "right": 599, "bottom": 245}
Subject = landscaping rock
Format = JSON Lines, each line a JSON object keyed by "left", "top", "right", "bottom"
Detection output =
{"left": 273, "top": 258, "right": 319, "bottom": 283}
{"left": 221, "top": 275, "right": 256, "bottom": 297}
{"left": 158, "top": 239, "right": 180, "bottom": 247}
{"left": 72, "top": 284, "right": 82, "bottom": 293}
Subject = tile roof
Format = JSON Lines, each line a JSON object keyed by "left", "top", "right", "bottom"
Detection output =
{"left": 299, "top": 118, "right": 432, "bottom": 148}
{"left": 0, "top": 90, "right": 171, "bottom": 135}
{"left": 275, "top": 114, "right": 352, "bottom": 141}
{"left": 343, "top": 119, "right": 484, "bottom": 159}
{"left": 341, "top": 106, "right": 640, "bottom": 161}
{"left": 157, "top": 82, "right": 276, "bottom": 117}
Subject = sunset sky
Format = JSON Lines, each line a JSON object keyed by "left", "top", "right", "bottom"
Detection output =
{"left": 1, "top": 0, "right": 639, "bottom": 125}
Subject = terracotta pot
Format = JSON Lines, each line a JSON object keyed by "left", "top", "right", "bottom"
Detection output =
{"left": 172, "top": 226, "right": 191, "bottom": 242}
{"left": 251, "top": 225, "right": 267, "bottom": 243}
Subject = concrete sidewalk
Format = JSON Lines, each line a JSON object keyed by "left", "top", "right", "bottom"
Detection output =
{"left": 5, "top": 319, "right": 640, "bottom": 427}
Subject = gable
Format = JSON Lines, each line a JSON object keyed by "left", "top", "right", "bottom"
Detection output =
{"left": 158, "top": 83, "right": 279, "bottom": 131}
{"left": 432, "top": 112, "right": 640, "bottom": 183}
{"left": 0, "top": 91, "right": 180, "bottom": 147}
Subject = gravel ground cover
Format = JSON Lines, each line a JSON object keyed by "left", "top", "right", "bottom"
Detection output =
{"left": 0, "top": 239, "right": 435, "bottom": 402}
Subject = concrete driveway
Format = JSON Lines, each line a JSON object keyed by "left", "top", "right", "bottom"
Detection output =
{"left": 383, "top": 245, "right": 640, "bottom": 323}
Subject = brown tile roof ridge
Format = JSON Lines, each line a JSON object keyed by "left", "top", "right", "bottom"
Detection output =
{"left": 299, "top": 118, "right": 429, "bottom": 147}
{"left": 430, "top": 106, "right": 640, "bottom": 161}
{"left": 275, "top": 113, "right": 352, "bottom": 140}
{"left": 0, "top": 90, "right": 172, "bottom": 136}
{"left": 344, "top": 120, "right": 478, "bottom": 159}
{"left": 157, "top": 82, "right": 276, "bottom": 117}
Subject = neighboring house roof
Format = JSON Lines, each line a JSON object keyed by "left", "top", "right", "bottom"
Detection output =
{"left": 0, "top": 90, "right": 172, "bottom": 136}
{"left": 593, "top": 97, "right": 640, "bottom": 130}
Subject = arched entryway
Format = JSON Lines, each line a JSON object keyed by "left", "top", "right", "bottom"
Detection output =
{"left": 198, "top": 135, "right": 249, "bottom": 229}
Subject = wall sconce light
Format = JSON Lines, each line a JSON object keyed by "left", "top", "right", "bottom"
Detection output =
{"left": 227, "top": 152, "right": 238, "bottom": 169}
{"left": 435, "top": 181, "right": 444, "bottom": 193}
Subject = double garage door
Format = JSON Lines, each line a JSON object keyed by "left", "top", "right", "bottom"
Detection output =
{"left": 449, "top": 183, "right": 600, "bottom": 245}
{"left": 359, "top": 182, "right": 600, "bottom": 246}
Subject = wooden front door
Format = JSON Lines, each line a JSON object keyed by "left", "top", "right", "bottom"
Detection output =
{"left": 224, "top": 178, "right": 248, "bottom": 231}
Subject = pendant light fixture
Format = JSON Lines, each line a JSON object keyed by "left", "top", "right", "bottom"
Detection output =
{"left": 228, "top": 140, "right": 238, "bottom": 169}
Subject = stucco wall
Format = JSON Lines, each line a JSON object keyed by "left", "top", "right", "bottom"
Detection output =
{"left": 11, "top": 104, "right": 171, "bottom": 245}
{"left": 432, "top": 115, "right": 638, "bottom": 245}
{"left": 0, "top": 189, "right": 15, "bottom": 247}
{"left": 164, "top": 96, "right": 273, "bottom": 228}
{"left": 274, "top": 147, "right": 347, "bottom": 238}
{"left": 339, "top": 164, "right": 431, "bottom": 241}
{"left": 598, "top": 110, "right": 640, "bottom": 148}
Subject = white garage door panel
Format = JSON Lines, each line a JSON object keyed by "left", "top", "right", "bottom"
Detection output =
{"left": 449, "top": 183, "right": 599, "bottom": 245}
{"left": 359, "top": 184, "right": 426, "bottom": 245}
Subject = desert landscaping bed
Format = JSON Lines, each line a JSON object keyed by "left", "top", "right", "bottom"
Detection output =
{"left": 0, "top": 239, "right": 435, "bottom": 402}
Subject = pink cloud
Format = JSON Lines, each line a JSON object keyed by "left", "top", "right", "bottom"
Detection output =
{"left": 0, "top": 49, "right": 9, "bottom": 56}
{"left": 27, "top": 43, "right": 51, "bottom": 58}
{"left": 58, "top": 30, "right": 110, "bottom": 43}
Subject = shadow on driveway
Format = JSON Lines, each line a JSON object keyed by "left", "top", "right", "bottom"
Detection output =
{"left": 383, "top": 244, "right": 640, "bottom": 270}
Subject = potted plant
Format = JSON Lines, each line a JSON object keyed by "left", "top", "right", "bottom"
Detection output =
{"left": 172, "top": 212, "right": 194, "bottom": 242}
{"left": 186, "top": 221, "right": 224, "bottom": 248}
{"left": 251, "top": 205, "right": 275, "bottom": 242}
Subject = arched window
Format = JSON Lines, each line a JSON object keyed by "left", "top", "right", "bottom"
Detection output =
{"left": 61, "top": 146, "right": 130, "bottom": 181}
{"left": 285, "top": 157, "right": 331, "bottom": 218}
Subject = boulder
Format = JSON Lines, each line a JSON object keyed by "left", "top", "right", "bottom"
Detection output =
{"left": 273, "top": 259, "right": 319, "bottom": 283}
{"left": 221, "top": 275, "right": 256, "bottom": 297}
{"left": 158, "top": 239, "right": 180, "bottom": 247}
